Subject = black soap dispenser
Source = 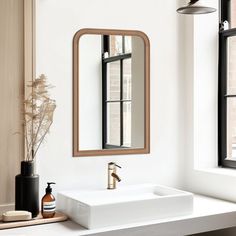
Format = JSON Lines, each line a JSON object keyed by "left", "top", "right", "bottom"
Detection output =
{"left": 41, "top": 182, "right": 56, "bottom": 218}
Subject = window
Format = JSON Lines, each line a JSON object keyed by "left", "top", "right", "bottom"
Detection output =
{"left": 102, "top": 35, "right": 132, "bottom": 149}
{"left": 219, "top": 0, "right": 236, "bottom": 167}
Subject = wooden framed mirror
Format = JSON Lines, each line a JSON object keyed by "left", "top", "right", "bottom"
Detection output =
{"left": 73, "top": 28, "right": 150, "bottom": 157}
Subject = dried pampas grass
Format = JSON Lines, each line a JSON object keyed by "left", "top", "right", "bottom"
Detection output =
{"left": 24, "top": 74, "right": 56, "bottom": 161}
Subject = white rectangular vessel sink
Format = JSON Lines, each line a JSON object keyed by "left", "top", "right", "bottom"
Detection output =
{"left": 57, "top": 184, "right": 193, "bottom": 229}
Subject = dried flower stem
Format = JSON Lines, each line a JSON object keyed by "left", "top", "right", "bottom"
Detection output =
{"left": 23, "top": 74, "right": 56, "bottom": 161}
{"left": 33, "top": 120, "right": 53, "bottom": 158}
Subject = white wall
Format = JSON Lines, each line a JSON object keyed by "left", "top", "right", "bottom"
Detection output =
{"left": 36, "top": 0, "right": 186, "bottom": 200}
{"left": 79, "top": 34, "right": 102, "bottom": 150}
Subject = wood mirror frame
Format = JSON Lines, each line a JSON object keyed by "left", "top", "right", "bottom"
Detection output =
{"left": 73, "top": 28, "right": 150, "bottom": 157}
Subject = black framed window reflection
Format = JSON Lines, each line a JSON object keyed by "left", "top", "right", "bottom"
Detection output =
{"left": 102, "top": 35, "right": 132, "bottom": 149}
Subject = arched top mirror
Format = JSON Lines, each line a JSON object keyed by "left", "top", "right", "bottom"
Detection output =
{"left": 73, "top": 28, "right": 150, "bottom": 157}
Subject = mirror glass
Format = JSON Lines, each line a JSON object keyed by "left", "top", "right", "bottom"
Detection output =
{"left": 73, "top": 29, "right": 150, "bottom": 156}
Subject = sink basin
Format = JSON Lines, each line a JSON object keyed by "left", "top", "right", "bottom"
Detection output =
{"left": 57, "top": 184, "right": 193, "bottom": 229}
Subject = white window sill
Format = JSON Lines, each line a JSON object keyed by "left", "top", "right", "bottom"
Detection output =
{"left": 195, "top": 166, "right": 236, "bottom": 177}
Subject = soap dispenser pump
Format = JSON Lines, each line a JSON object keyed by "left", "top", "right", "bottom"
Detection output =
{"left": 41, "top": 182, "right": 56, "bottom": 218}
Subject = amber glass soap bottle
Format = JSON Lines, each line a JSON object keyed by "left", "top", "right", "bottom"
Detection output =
{"left": 41, "top": 182, "right": 56, "bottom": 218}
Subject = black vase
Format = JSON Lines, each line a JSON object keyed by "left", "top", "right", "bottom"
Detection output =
{"left": 15, "top": 161, "right": 39, "bottom": 217}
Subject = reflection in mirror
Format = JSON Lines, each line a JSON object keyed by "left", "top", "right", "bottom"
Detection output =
{"left": 73, "top": 29, "right": 150, "bottom": 157}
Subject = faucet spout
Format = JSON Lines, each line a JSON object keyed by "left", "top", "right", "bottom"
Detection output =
{"left": 111, "top": 172, "right": 121, "bottom": 182}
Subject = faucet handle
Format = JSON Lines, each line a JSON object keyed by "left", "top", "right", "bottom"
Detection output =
{"left": 108, "top": 162, "right": 122, "bottom": 168}
{"left": 115, "top": 164, "right": 122, "bottom": 169}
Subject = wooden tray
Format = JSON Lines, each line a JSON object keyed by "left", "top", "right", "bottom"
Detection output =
{"left": 0, "top": 212, "right": 68, "bottom": 230}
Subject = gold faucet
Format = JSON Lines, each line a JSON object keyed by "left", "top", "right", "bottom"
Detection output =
{"left": 107, "top": 162, "right": 121, "bottom": 190}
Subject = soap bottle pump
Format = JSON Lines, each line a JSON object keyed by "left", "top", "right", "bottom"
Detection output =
{"left": 41, "top": 182, "right": 56, "bottom": 218}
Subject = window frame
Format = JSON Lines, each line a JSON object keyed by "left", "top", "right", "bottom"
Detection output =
{"left": 219, "top": 0, "right": 236, "bottom": 167}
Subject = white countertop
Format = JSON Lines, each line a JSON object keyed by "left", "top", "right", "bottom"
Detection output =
{"left": 1, "top": 194, "right": 236, "bottom": 236}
